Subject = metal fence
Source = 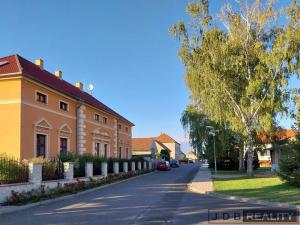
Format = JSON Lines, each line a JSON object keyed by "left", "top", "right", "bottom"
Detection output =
{"left": 93, "top": 160, "right": 102, "bottom": 176}
{"left": 42, "top": 158, "right": 64, "bottom": 181}
{"left": 74, "top": 158, "right": 86, "bottom": 178}
{"left": 0, "top": 155, "right": 29, "bottom": 185}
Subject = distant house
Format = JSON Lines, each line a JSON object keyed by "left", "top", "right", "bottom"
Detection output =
{"left": 258, "top": 129, "right": 297, "bottom": 171}
{"left": 186, "top": 150, "right": 197, "bottom": 161}
{"left": 132, "top": 133, "right": 181, "bottom": 159}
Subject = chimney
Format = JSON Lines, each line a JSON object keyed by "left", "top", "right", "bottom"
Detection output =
{"left": 55, "top": 70, "right": 62, "bottom": 79}
{"left": 35, "top": 59, "right": 44, "bottom": 69}
{"left": 75, "top": 82, "right": 83, "bottom": 91}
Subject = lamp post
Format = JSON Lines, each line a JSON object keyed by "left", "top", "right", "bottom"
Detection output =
{"left": 206, "top": 126, "right": 219, "bottom": 174}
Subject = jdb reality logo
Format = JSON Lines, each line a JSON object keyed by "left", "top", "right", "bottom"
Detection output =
{"left": 208, "top": 208, "right": 299, "bottom": 224}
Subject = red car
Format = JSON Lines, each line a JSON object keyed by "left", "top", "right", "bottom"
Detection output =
{"left": 157, "top": 161, "right": 171, "bottom": 171}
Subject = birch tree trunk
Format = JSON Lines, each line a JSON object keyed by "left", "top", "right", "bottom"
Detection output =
{"left": 246, "top": 133, "right": 254, "bottom": 177}
{"left": 238, "top": 142, "right": 245, "bottom": 172}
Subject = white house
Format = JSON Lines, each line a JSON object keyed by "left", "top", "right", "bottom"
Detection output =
{"left": 132, "top": 133, "right": 181, "bottom": 160}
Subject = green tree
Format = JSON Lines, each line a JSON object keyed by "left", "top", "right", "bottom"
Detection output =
{"left": 160, "top": 149, "right": 170, "bottom": 161}
{"left": 171, "top": 0, "right": 300, "bottom": 176}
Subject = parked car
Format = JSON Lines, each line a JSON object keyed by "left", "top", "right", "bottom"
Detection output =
{"left": 188, "top": 159, "right": 194, "bottom": 164}
{"left": 157, "top": 161, "right": 171, "bottom": 171}
{"left": 170, "top": 160, "right": 180, "bottom": 168}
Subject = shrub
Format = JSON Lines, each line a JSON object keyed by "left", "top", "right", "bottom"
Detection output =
{"left": 42, "top": 158, "right": 64, "bottom": 181}
{"left": 0, "top": 154, "right": 29, "bottom": 184}
{"left": 278, "top": 144, "right": 300, "bottom": 187}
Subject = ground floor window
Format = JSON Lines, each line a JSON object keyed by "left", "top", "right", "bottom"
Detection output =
{"left": 36, "top": 134, "right": 46, "bottom": 157}
{"left": 118, "top": 147, "right": 122, "bottom": 158}
{"left": 104, "top": 144, "right": 108, "bottom": 158}
{"left": 126, "top": 148, "right": 129, "bottom": 159}
{"left": 60, "top": 137, "right": 68, "bottom": 155}
{"left": 95, "top": 142, "right": 100, "bottom": 157}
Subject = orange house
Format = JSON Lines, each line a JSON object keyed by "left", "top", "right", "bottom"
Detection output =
{"left": 0, "top": 55, "right": 134, "bottom": 160}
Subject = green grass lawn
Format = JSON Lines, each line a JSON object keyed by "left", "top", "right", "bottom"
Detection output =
{"left": 211, "top": 167, "right": 272, "bottom": 176}
{"left": 213, "top": 176, "right": 300, "bottom": 205}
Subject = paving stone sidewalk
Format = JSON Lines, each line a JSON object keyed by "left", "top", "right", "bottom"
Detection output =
{"left": 187, "top": 165, "right": 213, "bottom": 194}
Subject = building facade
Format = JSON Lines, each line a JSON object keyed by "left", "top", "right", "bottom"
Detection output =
{"left": 132, "top": 133, "right": 181, "bottom": 160}
{"left": 0, "top": 55, "right": 134, "bottom": 159}
{"left": 186, "top": 150, "right": 197, "bottom": 161}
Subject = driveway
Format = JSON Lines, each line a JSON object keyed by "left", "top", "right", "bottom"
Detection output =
{"left": 0, "top": 164, "right": 296, "bottom": 225}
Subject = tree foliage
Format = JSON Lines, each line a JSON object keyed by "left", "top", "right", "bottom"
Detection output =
{"left": 172, "top": 0, "right": 300, "bottom": 176}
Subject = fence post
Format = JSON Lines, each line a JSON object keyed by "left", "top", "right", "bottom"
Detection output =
{"left": 29, "top": 162, "right": 42, "bottom": 187}
{"left": 101, "top": 162, "right": 108, "bottom": 177}
{"left": 113, "top": 161, "right": 119, "bottom": 174}
{"left": 85, "top": 162, "right": 93, "bottom": 178}
{"left": 123, "top": 161, "right": 128, "bottom": 173}
{"left": 131, "top": 161, "right": 136, "bottom": 171}
{"left": 64, "top": 162, "right": 74, "bottom": 181}
{"left": 137, "top": 161, "right": 142, "bottom": 170}
{"left": 143, "top": 161, "right": 147, "bottom": 170}
{"left": 148, "top": 161, "right": 153, "bottom": 169}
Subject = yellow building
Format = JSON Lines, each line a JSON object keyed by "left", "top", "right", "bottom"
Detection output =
{"left": 186, "top": 150, "right": 197, "bottom": 161}
{"left": 0, "top": 54, "right": 134, "bottom": 159}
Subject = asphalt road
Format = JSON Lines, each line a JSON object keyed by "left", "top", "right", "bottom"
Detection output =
{"left": 0, "top": 164, "right": 296, "bottom": 225}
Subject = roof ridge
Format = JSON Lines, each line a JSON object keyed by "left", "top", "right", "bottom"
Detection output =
{"left": 14, "top": 54, "right": 23, "bottom": 74}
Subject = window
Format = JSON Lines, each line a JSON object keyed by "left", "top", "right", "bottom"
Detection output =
{"left": 36, "top": 134, "right": 46, "bottom": 157}
{"left": 60, "top": 138, "right": 68, "bottom": 155}
{"left": 104, "top": 144, "right": 108, "bottom": 158}
{"left": 125, "top": 127, "right": 129, "bottom": 132}
{"left": 118, "top": 124, "right": 122, "bottom": 130}
{"left": 60, "top": 101, "right": 68, "bottom": 111}
{"left": 36, "top": 92, "right": 47, "bottom": 104}
{"left": 103, "top": 117, "right": 108, "bottom": 124}
{"left": 94, "top": 113, "right": 100, "bottom": 121}
{"left": 126, "top": 148, "right": 129, "bottom": 159}
{"left": 95, "top": 142, "right": 100, "bottom": 157}
{"left": 118, "top": 147, "right": 122, "bottom": 158}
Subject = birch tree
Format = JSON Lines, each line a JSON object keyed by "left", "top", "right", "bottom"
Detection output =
{"left": 171, "top": 0, "right": 300, "bottom": 176}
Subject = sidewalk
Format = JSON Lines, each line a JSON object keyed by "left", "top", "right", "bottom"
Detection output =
{"left": 187, "top": 165, "right": 213, "bottom": 194}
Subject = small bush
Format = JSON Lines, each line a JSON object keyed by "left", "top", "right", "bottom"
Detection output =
{"left": 278, "top": 144, "right": 300, "bottom": 187}
{"left": 0, "top": 154, "right": 29, "bottom": 184}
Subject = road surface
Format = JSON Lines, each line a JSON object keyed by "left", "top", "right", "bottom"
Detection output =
{"left": 0, "top": 164, "right": 295, "bottom": 225}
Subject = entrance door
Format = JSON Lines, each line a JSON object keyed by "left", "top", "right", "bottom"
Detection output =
{"left": 36, "top": 134, "right": 46, "bottom": 157}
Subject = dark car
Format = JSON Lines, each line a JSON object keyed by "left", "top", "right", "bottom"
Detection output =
{"left": 188, "top": 159, "right": 194, "bottom": 164}
{"left": 170, "top": 160, "right": 180, "bottom": 168}
{"left": 157, "top": 161, "right": 171, "bottom": 171}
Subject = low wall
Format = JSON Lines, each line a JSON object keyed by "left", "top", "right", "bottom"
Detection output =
{"left": 0, "top": 159, "right": 152, "bottom": 203}
{"left": 0, "top": 176, "right": 105, "bottom": 203}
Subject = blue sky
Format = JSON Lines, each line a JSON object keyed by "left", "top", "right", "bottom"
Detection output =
{"left": 0, "top": 0, "right": 296, "bottom": 152}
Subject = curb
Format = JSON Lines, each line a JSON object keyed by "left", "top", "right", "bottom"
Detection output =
{"left": 0, "top": 170, "right": 155, "bottom": 216}
{"left": 206, "top": 191, "right": 300, "bottom": 210}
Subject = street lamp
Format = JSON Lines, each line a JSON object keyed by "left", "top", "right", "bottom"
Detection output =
{"left": 206, "top": 126, "right": 219, "bottom": 174}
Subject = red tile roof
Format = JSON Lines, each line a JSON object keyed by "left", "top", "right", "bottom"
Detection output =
{"left": 258, "top": 129, "right": 297, "bottom": 143}
{"left": 132, "top": 133, "right": 179, "bottom": 151}
{"left": 156, "top": 133, "right": 180, "bottom": 144}
{"left": 132, "top": 137, "right": 156, "bottom": 151}
{"left": 0, "top": 54, "right": 134, "bottom": 125}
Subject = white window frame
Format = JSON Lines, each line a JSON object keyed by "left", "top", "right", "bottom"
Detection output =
{"left": 94, "top": 113, "right": 100, "bottom": 122}
{"left": 59, "top": 100, "right": 69, "bottom": 112}
{"left": 34, "top": 132, "right": 50, "bottom": 158}
{"left": 35, "top": 90, "right": 48, "bottom": 104}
